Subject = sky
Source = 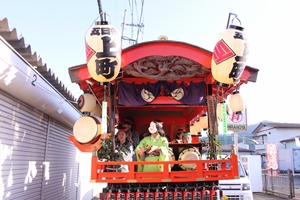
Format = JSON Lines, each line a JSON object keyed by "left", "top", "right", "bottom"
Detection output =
{"left": 0, "top": 0, "right": 299, "bottom": 126}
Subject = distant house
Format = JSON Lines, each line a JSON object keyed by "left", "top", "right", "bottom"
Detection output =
{"left": 202, "top": 144, "right": 254, "bottom": 160}
{"left": 280, "top": 135, "right": 300, "bottom": 149}
{"left": 251, "top": 122, "right": 300, "bottom": 173}
{"left": 252, "top": 122, "right": 300, "bottom": 153}
{"left": 279, "top": 135, "right": 300, "bottom": 173}
{"left": 223, "top": 145, "right": 254, "bottom": 159}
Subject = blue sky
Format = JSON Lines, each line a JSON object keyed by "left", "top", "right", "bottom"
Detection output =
{"left": 0, "top": 0, "right": 299, "bottom": 125}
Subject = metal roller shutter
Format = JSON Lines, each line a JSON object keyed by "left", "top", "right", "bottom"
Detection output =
{"left": 42, "top": 119, "right": 79, "bottom": 200}
{"left": 0, "top": 89, "right": 79, "bottom": 200}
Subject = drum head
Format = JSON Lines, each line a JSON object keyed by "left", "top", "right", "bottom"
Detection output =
{"left": 178, "top": 147, "right": 201, "bottom": 170}
{"left": 73, "top": 116, "right": 101, "bottom": 143}
{"left": 167, "top": 148, "right": 175, "bottom": 167}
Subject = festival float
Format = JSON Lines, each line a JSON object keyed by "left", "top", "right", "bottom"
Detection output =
{"left": 68, "top": 2, "right": 259, "bottom": 199}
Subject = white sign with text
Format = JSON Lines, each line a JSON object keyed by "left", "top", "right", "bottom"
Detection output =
{"left": 227, "top": 109, "right": 248, "bottom": 131}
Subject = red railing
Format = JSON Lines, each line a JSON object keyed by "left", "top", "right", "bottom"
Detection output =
{"left": 90, "top": 154, "right": 239, "bottom": 183}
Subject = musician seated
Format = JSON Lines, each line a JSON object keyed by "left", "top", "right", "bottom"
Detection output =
{"left": 182, "top": 132, "right": 192, "bottom": 144}
{"left": 170, "top": 128, "right": 185, "bottom": 143}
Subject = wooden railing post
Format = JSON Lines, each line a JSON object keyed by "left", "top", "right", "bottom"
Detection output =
{"left": 91, "top": 150, "right": 98, "bottom": 181}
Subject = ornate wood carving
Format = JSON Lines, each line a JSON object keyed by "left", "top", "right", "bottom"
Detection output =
{"left": 122, "top": 56, "right": 210, "bottom": 81}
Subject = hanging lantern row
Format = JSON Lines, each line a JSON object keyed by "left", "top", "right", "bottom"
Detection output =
{"left": 189, "top": 113, "right": 209, "bottom": 135}
{"left": 194, "top": 119, "right": 203, "bottom": 133}
{"left": 73, "top": 93, "right": 103, "bottom": 145}
{"left": 190, "top": 90, "right": 245, "bottom": 134}
{"left": 215, "top": 90, "right": 245, "bottom": 119}
{"left": 199, "top": 114, "right": 208, "bottom": 130}
{"left": 211, "top": 13, "right": 249, "bottom": 85}
{"left": 85, "top": 18, "right": 122, "bottom": 83}
{"left": 216, "top": 101, "right": 231, "bottom": 122}
{"left": 77, "top": 93, "right": 102, "bottom": 116}
{"left": 190, "top": 124, "right": 197, "bottom": 135}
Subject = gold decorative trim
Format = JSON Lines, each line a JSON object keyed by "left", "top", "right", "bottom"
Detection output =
{"left": 127, "top": 179, "right": 137, "bottom": 183}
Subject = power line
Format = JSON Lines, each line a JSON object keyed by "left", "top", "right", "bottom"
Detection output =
{"left": 121, "top": 0, "right": 145, "bottom": 47}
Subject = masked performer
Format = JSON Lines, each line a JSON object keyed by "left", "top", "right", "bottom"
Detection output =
{"left": 135, "top": 121, "right": 169, "bottom": 172}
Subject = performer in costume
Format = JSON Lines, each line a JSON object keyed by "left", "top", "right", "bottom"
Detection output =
{"left": 123, "top": 116, "right": 139, "bottom": 161}
{"left": 124, "top": 116, "right": 140, "bottom": 149}
{"left": 182, "top": 131, "right": 192, "bottom": 144}
{"left": 115, "top": 125, "right": 135, "bottom": 172}
{"left": 170, "top": 128, "right": 185, "bottom": 143}
{"left": 135, "top": 121, "right": 169, "bottom": 172}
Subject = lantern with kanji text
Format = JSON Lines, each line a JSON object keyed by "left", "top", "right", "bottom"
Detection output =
{"left": 211, "top": 24, "right": 249, "bottom": 85}
{"left": 85, "top": 21, "right": 121, "bottom": 82}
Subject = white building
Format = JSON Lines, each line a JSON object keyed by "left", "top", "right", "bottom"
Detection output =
{"left": 0, "top": 17, "right": 103, "bottom": 200}
{"left": 251, "top": 122, "right": 300, "bottom": 173}
{"left": 279, "top": 135, "right": 300, "bottom": 173}
{"left": 252, "top": 122, "right": 300, "bottom": 153}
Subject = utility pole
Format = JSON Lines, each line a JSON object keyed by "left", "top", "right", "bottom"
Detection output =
{"left": 234, "top": 130, "right": 239, "bottom": 157}
{"left": 121, "top": 0, "right": 145, "bottom": 46}
{"left": 97, "top": 0, "right": 103, "bottom": 21}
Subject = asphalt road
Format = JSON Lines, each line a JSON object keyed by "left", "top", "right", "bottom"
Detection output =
{"left": 253, "top": 191, "right": 300, "bottom": 200}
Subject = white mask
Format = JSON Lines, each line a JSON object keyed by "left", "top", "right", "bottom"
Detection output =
{"left": 148, "top": 122, "right": 157, "bottom": 134}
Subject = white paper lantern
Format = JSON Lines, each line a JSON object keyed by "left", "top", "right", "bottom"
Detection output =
{"left": 190, "top": 124, "right": 197, "bottom": 135}
{"left": 90, "top": 103, "right": 102, "bottom": 117}
{"left": 216, "top": 101, "right": 230, "bottom": 122}
{"left": 85, "top": 22, "right": 121, "bottom": 82}
{"left": 229, "top": 90, "right": 245, "bottom": 115}
{"left": 199, "top": 114, "right": 208, "bottom": 130}
{"left": 211, "top": 25, "right": 249, "bottom": 85}
{"left": 77, "top": 93, "right": 96, "bottom": 113}
{"left": 194, "top": 120, "right": 203, "bottom": 133}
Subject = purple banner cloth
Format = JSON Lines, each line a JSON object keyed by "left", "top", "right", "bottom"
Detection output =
{"left": 117, "top": 82, "right": 146, "bottom": 106}
{"left": 117, "top": 81, "right": 206, "bottom": 106}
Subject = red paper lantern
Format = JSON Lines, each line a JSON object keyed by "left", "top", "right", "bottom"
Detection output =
{"left": 85, "top": 21, "right": 121, "bottom": 82}
{"left": 211, "top": 25, "right": 249, "bottom": 85}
